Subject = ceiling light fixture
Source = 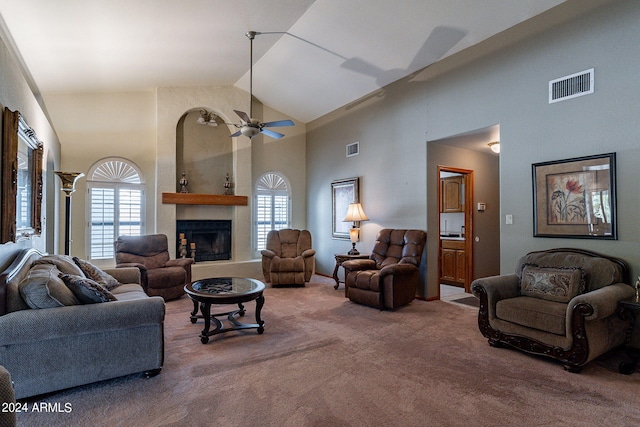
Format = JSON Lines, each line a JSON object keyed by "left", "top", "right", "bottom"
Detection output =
{"left": 197, "top": 109, "right": 218, "bottom": 126}
{"left": 488, "top": 141, "right": 500, "bottom": 153}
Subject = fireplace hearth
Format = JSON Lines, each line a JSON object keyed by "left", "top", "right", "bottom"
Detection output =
{"left": 176, "top": 220, "right": 231, "bottom": 262}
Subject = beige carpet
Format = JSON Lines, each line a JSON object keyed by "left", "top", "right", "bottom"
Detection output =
{"left": 17, "top": 275, "right": 640, "bottom": 426}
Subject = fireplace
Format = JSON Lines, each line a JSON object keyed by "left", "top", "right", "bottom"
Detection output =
{"left": 176, "top": 220, "right": 231, "bottom": 262}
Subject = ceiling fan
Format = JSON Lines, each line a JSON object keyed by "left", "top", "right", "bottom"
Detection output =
{"left": 230, "top": 31, "right": 294, "bottom": 139}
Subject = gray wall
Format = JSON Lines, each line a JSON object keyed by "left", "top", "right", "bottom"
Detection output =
{"left": 307, "top": 0, "right": 640, "bottom": 297}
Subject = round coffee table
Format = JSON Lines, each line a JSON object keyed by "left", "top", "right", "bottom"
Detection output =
{"left": 184, "top": 277, "right": 265, "bottom": 344}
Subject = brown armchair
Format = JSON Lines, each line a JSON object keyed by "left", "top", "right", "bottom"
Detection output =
{"left": 471, "top": 248, "right": 635, "bottom": 372}
{"left": 261, "top": 229, "right": 316, "bottom": 286}
{"left": 115, "top": 234, "right": 194, "bottom": 300}
{"left": 342, "top": 229, "right": 426, "bottom": 310}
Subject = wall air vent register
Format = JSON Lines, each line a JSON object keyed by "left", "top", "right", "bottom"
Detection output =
{"left": 346, "top": 141, "right": 359, "bottom": 157}
{"left": 549, "top": 68, "right": 594, "bottom": 103}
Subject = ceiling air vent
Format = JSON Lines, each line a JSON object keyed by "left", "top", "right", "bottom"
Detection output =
{"left": 346, "top": 141, "right": 359, "bottom": 158}
{"left": 549, "top": 68, "right": 594, "bottom": 104}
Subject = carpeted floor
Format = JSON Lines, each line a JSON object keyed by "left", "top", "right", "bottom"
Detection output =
{"left": 16, "top": 275, "right": 640, "bottom": 426}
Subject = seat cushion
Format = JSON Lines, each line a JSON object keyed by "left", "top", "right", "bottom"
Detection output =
{"left": 350, "top": 270, "right": 381, "bottom": 292}
{"left": 270, "top": 256, "right": 305, "bottom": 285}
{"left": 496, "top": 296, "right": 566, "bottom": 336}
{"left": 146, "top": 267, "right": 187, "bottom": 290}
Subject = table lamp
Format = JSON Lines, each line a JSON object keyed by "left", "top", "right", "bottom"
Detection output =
{"left": 343, "top": 202, "right": 369, "bottom": 255}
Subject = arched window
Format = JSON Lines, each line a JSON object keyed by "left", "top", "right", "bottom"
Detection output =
{"left": 87, "top": 157, "right": 145, "bottom": 260}
{"left": 255, "top": 171, "right": 291, "bottom": 252}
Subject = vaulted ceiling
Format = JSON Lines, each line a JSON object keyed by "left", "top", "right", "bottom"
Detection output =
{"left": 0, "top": 0, "right": 566, "bottom": 123}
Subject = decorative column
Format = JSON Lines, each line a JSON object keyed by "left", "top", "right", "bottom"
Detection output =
{"left": 54, "top": 172, "right": 85, "bottom": 255}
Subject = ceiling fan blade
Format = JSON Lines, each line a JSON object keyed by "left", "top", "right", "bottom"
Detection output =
{"left": 230, "top": 130, "right": 242, "bottom": 137}
{"left": 262, "top": 119, "right": 294, "bottom": 128}
{"left": 261, "top": 128, "right": 284, "bottom": 139}
{"left": 234, "top": 110, "right": 251, "bottom": 123}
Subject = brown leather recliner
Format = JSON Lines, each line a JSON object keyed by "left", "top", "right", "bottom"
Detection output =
{"left": 261, "top": 229, "right": 316, "bottom": 286}
{"left": 115, "top": 234, "right": 194, "bottom": 300}
{"left": 342, "top": 229, "right": 426, "bottom": 310}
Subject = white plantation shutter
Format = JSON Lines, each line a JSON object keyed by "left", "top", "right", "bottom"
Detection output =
{"left": 87, "top": 158, "right": 145, "bottom": 260}
{"left": 255, "top": 172, "right": 291, "bottom": 251}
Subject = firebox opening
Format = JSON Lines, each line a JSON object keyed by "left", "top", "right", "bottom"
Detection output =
{"left": 176, "top": 220, "right": 231, "bottom": 262}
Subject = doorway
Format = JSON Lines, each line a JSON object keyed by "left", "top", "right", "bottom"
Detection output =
{"left": 438, "top": 166, "right": 474, "bottom": 294}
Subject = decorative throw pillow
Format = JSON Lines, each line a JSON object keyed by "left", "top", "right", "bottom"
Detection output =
{"left": 59, "top": 273, "right": 117, "bottom": 304}
{"left": 33, "top": 255, "right": 85, "bottom": 276}
{"left": 520, "top": 265, "right": 586, "bottom": 303}
{"left": 19, "top": 265, "right": 81, "bottom": 308}
{"left": 72, "top": 257, "right": 120, "bottom": 290}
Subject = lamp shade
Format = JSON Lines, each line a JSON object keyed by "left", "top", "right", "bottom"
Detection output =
{"left": 343, "top": 202, "right": 369, "bottom": 222}
{"left": 54, "top": 171, "right": 85, "bottom": 194}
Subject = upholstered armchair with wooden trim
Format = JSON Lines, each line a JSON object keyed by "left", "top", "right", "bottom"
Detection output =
{"left": 342, "top": 229, "right": 426, "bottom": 310}
{"left": 261, "top": 229, "right": 316, "bottom": 286}
{"left": 115, "top": 234, "right": 194, "bottom": 300}
{"left": 471, "top": 248, "right": 634, "bottom": 372}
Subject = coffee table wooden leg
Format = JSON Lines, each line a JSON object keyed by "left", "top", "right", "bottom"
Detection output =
{"left": 200, "top": 302, "right": 212, "bottom": 344}
{"left": 255, "top": 293, "right": 265, "bottom": 334}
{"left": 189, "top": 299, "right": 199, "bottom": 323}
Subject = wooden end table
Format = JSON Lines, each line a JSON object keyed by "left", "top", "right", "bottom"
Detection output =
{"left": 619, "top": 297, "right": 640, "bottom": 374}
{"left": 332, "top": 253, "right": 370, "bottom": 289}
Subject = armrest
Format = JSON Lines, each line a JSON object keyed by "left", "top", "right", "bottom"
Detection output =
{"left": 342, "top": 259, "right": 376, "bottom": 272}
{"left": 166, "top": 258, "right": 194, "bottom": 268}
{"left": 116, "top": 262, "right": 147, "bottom": 273}
{"left": 103, "top": 266, "right": 141, "bottom": 285}
{"left": 471, "top": 274, "right": 520, "bottom": 318}
{"left": 570, "top": 283, "right": 636, "bottom": 320}
{"left": 261, "top": 249, "right": 276, "bottom": 259}
{"left": 0, "top": 297, "right": 165, "bottom": 346}
{"left": 379, "top": 263, "right": 418, "bottom": 278}
{"left": 301, "top": 249, "right": 316, "bottom": 258}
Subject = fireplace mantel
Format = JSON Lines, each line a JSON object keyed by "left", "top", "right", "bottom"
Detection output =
{"left": 162, "top": 193, "right": 248, "bottom": 206}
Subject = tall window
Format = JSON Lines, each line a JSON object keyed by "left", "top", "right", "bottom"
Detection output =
{"left": 87, "top": 158, "right": 145, "bottom": 260}
{"left": 255, "top": 172, "right": 291, "bottom": 251}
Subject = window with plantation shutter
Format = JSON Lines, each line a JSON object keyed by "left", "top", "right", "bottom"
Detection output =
{"left": 87, "top": 158, "right": 145, "bottom": 260}
{"left": 255, "top": 172, "right": 291, "bottom": 252}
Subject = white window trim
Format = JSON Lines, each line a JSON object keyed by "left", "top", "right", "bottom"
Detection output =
{"left": 85, "top": 157, "right": 145, "bottom": 263}
{"left": 254, "top": 171, "right": 291, "bottom": 256}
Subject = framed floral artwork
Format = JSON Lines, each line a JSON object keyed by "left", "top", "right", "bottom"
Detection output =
{"left": 532, "top": 153, "right": 616, "bottom": 239}
{"left": 331, "top": 177, "right": 359, "bottom": 239}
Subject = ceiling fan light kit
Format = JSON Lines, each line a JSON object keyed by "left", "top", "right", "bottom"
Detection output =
{"left": 230, "top": 30, "right": 294, "bottom": 140}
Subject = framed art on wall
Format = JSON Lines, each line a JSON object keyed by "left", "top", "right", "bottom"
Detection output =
{"left": 1, "top": 108, "right": 43, "bottom": 243}
{"left": 532, "top": 152, "right": 616, "bottom": 239}
{"left": 331, "top": 177, "right": 359, "bottom": 239}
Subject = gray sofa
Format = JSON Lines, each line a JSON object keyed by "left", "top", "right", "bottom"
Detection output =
{"left": 0, "top": 249, "right": 165, "bottom": 399}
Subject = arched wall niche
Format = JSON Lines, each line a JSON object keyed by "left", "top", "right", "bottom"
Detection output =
{"left": 176, "top": 107, "right": 235, "bottom": 194}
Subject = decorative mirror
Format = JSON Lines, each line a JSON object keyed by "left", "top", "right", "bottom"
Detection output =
{"left": 2, "top": 107, "right": 43, "bottom": 242}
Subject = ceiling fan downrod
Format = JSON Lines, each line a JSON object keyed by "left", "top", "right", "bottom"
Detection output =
{"left": 246, "top": 31, "right": 256, "bottom": 118}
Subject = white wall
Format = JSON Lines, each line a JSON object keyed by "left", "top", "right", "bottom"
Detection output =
{"left": 43, "top": 85, "right": 306, "bottom": 268}
{"left": 43, "top": 91, "right": 157, "bottom": 261}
